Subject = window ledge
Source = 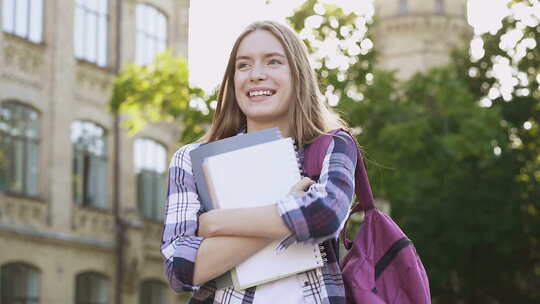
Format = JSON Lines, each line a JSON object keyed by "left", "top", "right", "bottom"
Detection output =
{"left": 76, "top": 204, "right": 111, "bottom": 214}
{"left": 75, "top": 58, "right": 115, "bottom": 74}
{"left": 1, "top": 190, "right": 44, "bottom": 203}
{"left": 2, "top": 31, "right": 46, "bottom": 48}
{"left": 142, "top": 216, "right": 164, "bottom": 225}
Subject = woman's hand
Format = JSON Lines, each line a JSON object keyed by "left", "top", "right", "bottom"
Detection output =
{"left": 289, "top": 177, "right": 315, "bottom": 195}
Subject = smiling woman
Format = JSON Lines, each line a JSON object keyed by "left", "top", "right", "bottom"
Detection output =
{"left": 161, "top": 20, "right": 358, "bottom": 304}
{"left": 234, "top": 30, "right": 293, "bottom": 134}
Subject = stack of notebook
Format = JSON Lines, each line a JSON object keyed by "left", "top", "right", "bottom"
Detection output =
{"left": 190, "top": 128, "right": 325, "bottom": 290}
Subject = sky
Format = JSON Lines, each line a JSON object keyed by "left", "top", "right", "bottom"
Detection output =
{"left": 188, "top": 0, "right": 514, "bottom": 92}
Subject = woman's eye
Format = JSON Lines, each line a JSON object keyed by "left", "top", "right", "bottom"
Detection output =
{"left": 268, "top": 59, "right": 282, "bottom": 65}
{"left": 236, "top": 62, "right": 249, "bottom": 69}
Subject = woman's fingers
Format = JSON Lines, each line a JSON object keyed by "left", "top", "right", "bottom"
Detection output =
{"left": 289, "top": 177, "right": 315, "bottom": 194}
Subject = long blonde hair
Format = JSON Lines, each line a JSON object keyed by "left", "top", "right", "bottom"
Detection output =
{"left": 200, "top": 20, "right": 349, "bottom": 147}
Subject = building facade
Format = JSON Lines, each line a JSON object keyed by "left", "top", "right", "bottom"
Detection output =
{"left": 373, "top": 0, "right": 471, "bottom": 79}
{"left": 0, "top": 0, "right": 190, "bottom": 303}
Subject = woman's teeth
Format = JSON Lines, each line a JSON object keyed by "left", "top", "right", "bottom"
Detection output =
{"left": 249, "top": 90, "right": 274, "bottom": 97}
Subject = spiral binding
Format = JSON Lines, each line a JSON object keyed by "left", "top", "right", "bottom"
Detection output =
{"left": 319, "top": 244, "right": 328, "bottom": 264}
{"left": 292, "top": 139, "right": 306, "bottom": 177}
{"left": 313, "top": 244, "right": 328, "bottom": 265}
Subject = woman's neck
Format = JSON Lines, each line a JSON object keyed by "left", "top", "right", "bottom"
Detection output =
{"left": 246, "top": 120, "right": 290, "bottom": 138}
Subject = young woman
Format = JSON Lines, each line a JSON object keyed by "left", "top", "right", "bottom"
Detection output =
{"left": 161, "top": 20, "right": 358, "bottom": 303}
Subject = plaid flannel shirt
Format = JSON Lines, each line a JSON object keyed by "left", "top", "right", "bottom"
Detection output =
{"left": 161, "top": 131, "right": 357, "bottom": 304}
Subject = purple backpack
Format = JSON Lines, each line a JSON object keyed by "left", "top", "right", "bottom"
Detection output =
{"left": 303, "top": 129, "right": 431, "bottom": 304}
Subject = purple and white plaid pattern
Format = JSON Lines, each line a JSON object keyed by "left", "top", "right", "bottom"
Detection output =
{"left": 161, "top": 131, "right": 357, "bottom": 303}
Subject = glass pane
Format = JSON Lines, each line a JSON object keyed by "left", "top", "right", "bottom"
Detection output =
{"left": 157, "top": 14, "right": 167, "bottom": 41}
{"left": 148, "top": 36, "right": 157, "bottom": 64}
{"left": 96, "top": 158, "right": 107, "bottom": 208}
{"left": 27, "top": 269, "right": 40, "bottom": 298}
{"left": 157, "top": 173, "right": 167, "bottom": 220}
{"left": 0, "top": 107, "right": 10, "bottom": 133}
{"left": 136, "top": 4, "right": 143, "bottom": 31}
{"left": 97, "top": 276, "right": 108, "bottom": 303}
{"left": 97, "top": 14, "right": 108, "bottom": 66}
{"left": 87, "top": 156, "right": 98, "bottom": 206}
{"left": 25, "top": 110, "right": 40, "bottom": 139}
{"left": 29, "top": 0, "right": 43, "bottom": 43}
{"left": 73, "top": 151, "right": 83, "bottom": 204}
{"left": 0, "top": 135, "right": 9, "bottom": 190}
{"left": 86, "top": 12, "right": 98, "bottom": 62}
{"left": 435, "top": 0, "right": 444, "bottom": 14}
{"left": 86, "top": 0, "right": 98, "bottom": 12}
{"left": 74, "top": 6, "right": 85, "bottom": 58}
{"left": 11, "top": 138, "right": 24, "bottom": 193}
{"left": 26, "top": 141, "right": 39, "bottom": 196}
{"left": 98, "top": 0, "right": 108, "bottom": 14}
{"left": 144, "top": 171, "right": 154, "bottom": 217}
{"left": 156, "top": 143, "right": 166, "bottom": 173}
{"left": 148, "top": 7, "right": 156, "bottom": 37}
{"left": 15, "top": 0, "right": 29, "bottom": 37}
{"left": 134, "top": 139, "right": 143, "bottom": 173}
{"left": 2, "top": 0, "right": 15, "bottom": 32}
{"left": 399, "top": 0, "right": 407, "bottom": 14}
{"left": 135, "top": 31, "right": 144, "bottom": 65}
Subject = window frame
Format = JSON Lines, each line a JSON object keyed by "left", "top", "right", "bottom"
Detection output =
{"left": 2, "top": 0, "right": 44, "bottom": 43}
{"left": 71, "top": 120, "right": 108, "bottom": 209}
{"left": 0, "top": 101, "right": 41, "bottom": 198}
{"left": 0, "top": 262, "right": 41, "bottom": 304}
{"left": 139, "top": 279, "right": 168, "bottom": 304}
{"left": 398, "top": 0, "right": 408, "bottom": 15}
{"left": 74, "top": 0, "right": 110, "bottom": 67}
{"left": 135, "top": 3, "right": 168, "bottom": 65}
{"left": 75, "top": 272, "right": 109, "bottom": 304}
{"left": 434, "top": 0, "right": 445, "bottom": 15}
{"left": 134, "top": 137, "right": 167, "bottom": 220}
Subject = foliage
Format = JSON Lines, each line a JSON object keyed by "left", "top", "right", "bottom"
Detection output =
{"left": 110, "top": 51, "right": 214, "bottom": 144}
{"left": 288, "top": 0, "right": 376, "bottom": 117}
{"left": 290, "top": 0, "right": 539, "bottom": 302}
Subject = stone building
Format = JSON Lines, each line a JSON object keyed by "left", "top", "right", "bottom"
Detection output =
{"left": 373, "top": 0, "right": 472, "bottom": 79}
{"left": 0, "top": 0, "right": 190, "bottom": 303}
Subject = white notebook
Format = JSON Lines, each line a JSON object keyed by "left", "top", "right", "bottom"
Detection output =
{"left": 202, "top": 138, "right": 325, "bottom": 290}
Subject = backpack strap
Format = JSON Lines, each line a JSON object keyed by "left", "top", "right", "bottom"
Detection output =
{"left": 303, "top": 129, "right": 376, "bottom": 249}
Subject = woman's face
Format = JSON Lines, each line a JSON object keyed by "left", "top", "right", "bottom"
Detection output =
{"left": 234, "top": 30, "right": 293, "bottom": 129}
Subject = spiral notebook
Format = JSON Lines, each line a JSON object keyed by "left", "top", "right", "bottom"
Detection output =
{"left": 202, "top": 137, "right": 325, "bottom": 290}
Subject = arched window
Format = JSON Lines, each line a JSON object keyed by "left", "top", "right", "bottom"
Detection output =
{"left": 135, "top": 4, "right": 167, "bottom": 65}
{"left": 0, "top": 263, "right": 40, "bottom": 304}
{"left": 0, "top": 102, "right": 40, "bottom": 196}
{"left": 74, "top": 0, "right": 109, "bottom": 66}
{"left": 2, "top": 0, "right": 43, "bottom": 43}
{"left": 434, "top": 0, "right": 445, "bottom": 14}
{"left": 75, "top": 272, "right": 108, "bottom": 304}
{"left": 134, "top": 138, "right": 167, "bottom": 220}
{"left": 399, "top": 0, "right": 408, "bottom": 15}
{"left": 139, "top": 280, "right": 168, "bottom": 304}
{"left": 71, "top": 121, "right": 108, "bottom": 209}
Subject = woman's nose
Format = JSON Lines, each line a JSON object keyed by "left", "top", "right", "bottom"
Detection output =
{"left": 249, "top": 65, "right": 267, "bottom": 82}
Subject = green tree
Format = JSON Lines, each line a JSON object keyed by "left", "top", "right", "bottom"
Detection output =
{"left": 110, "top": 51, "right": 215, "bottom": 144}
{"left": 288, "top": 0, "right": 376, "bottom": 123}
{"left": 290, "top": 0, "right": 539, "bottom": 302}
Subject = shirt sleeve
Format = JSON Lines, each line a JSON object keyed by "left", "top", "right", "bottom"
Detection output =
{"left": 276, "top": 131, "right": 357, "bottom": 245}
{"left": 161, "top": 143, "right": 205, "bottom": 292}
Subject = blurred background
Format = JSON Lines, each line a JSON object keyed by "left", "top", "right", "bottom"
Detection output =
{"left": 0, "top": 0, "right": 538, "bottom": 303}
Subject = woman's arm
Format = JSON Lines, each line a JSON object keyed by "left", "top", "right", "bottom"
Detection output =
{"left": 199, "top": 132, "right": 357, "bottom": 244}
{"left": 193, "top": 235, "right": 272, "bottom": 285}
{"left": 162, "top": 144, "right": 297, "bottom": 290}
{"left": 193, "top": 177, "right": 315, "bottom": 284}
